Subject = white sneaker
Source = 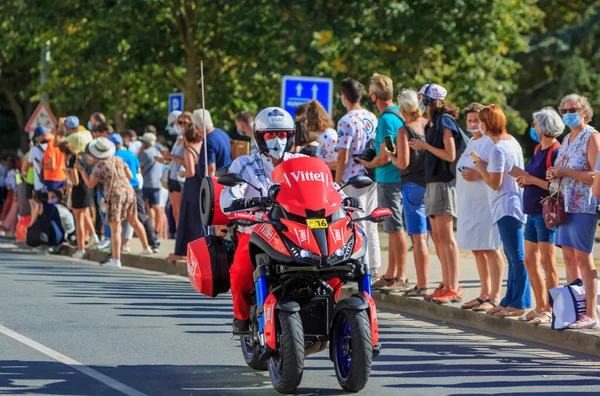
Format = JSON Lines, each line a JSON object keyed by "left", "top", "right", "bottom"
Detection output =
{"left": 95, "top": 238, "right": 111, "bottom": 250}
{"left": 72, "top": 250, "right": 86, "bottom": 259}
{"left": 87, "top": 234, "right": 100, "bottom": 247}
{"left": 102, "top": 258, "right": 121, "bottom": 267}
{"left": 141, "top": 247, "right": 153, "bottom": 255}
{"left": 121, "top": 245, "right": 131, "bottom": 253}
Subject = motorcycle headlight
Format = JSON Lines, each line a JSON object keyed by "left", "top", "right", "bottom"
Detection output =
{"left": 328, "top": 234, "right": 354, "bottom": 264}
{"left": 288, "top": 243, "right": 321, "bottom": 263}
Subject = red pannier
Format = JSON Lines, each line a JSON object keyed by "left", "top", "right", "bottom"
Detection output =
{"left": 200, "top": 176, "right": 229, "bottom": 226}
{"left": 187, "top": 235, "right": 233, "bottom": 298}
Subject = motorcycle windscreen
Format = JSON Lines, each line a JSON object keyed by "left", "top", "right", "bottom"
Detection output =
{"left": 271, "top": 157, "right": 342, "bottom": 218}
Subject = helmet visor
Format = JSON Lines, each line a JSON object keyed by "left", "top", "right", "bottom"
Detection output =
{"left": 259, "top": 131, "right": 293, "bottom": 141}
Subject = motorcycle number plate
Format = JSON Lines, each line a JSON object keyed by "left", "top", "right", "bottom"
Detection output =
{"left": 306, "top": 218, "right": 328, "bottom": 229}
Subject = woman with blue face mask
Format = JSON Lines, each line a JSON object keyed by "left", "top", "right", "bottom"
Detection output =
{"left": 547, "top": 94, "right": 600, "bottom": 329}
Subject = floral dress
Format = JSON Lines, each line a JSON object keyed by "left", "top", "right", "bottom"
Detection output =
{"left": 91, "top": 156, "right": 136, "bottom": 224}
{"left": 552, "top": 126, "right": 598, "bottom": 214}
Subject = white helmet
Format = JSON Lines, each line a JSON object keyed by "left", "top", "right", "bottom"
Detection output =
{"left": 253, "top": 107, "right": 295, "bottom": 157}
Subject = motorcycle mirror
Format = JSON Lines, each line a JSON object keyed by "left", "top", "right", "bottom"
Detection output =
{"left": 228, "top": 211, "right": 259, "bottom": 226}
{"left": 339, "top": 175, "right": 373, "bottom": 191}
{"left": 218, "top": 173, "right": 246, "bottom": 187}
{"left": 349, "top": 207, "right": 392, "bottom": 227}
{"left": 268, "top": 184, "right": 281, "bottom": 201}
{"left": 369, "top": 207, "right": 392, "bottom": 223}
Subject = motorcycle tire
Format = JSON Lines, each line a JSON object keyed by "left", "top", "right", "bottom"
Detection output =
{"left": 332, "top": 309, "right": 372, "bottom": 392}
{"left": 240, "top": 335, "right": 268, "bottom": 371}
{"left": 269, "top": 311, "right": 305, "bottom": 394}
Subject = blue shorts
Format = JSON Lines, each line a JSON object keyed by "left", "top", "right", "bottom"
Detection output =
{"left": 402, "top": 182, "right": 430, "bottom": 235}
{"left": 143, "top": 187, "right": 161, "bottom": 206}
{"left": 524, "top": 214, "right": 556, "bottom": 244}
{"left": 44, "top": 180, "right": 66, "bottom": 191}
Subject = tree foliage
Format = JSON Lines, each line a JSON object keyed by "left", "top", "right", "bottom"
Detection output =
{"left": 3, "top": 0, "right": 594, "bottom": 152}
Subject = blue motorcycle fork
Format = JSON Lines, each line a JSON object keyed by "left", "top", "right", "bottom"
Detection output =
{"left": 359, "top": 274, "right": 372, "bottom": 296}
{"left": 255, "top": 276, "right": 268, "bottom": 333}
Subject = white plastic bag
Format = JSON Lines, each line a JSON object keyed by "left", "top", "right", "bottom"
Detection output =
{"left": 549, "top": 278, "right": 600, "bottom": 330}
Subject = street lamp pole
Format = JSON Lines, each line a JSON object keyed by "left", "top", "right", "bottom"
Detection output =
{"left": 40, "top": 40, "right": 50, "bottom": 103}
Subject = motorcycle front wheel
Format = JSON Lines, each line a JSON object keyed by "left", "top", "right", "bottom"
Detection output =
{"left": 332, "top": 309, "right": 373, "bottom": 392}
{"left": 269, "top": 311, "right": 305, "bottom": 394}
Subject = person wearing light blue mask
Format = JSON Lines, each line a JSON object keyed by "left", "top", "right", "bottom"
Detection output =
{"left": 529, "top": 126, "right": 540, "bottom": 143}
{"left": 550, "top": 93, "right": 600, "bottom": 329}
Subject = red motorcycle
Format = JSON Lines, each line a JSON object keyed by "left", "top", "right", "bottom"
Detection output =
{"left": 187, "top": 157, "right": 390, "bottom": 394}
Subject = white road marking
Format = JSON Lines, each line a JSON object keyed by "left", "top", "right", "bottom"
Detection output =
{"left": 0, "top": 324, "right": 148, "bottom": 396}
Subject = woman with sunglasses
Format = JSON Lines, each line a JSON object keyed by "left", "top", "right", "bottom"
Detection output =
{"left": 160, "top": 111, "right": 192, "bottom": 231}
{"left": 548, "top": 94, "right": 600, "bottom": 329}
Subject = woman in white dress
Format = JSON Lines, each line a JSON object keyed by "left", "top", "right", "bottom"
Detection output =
{"left": 455, "top": 103, "right": 504, "bottom": 312}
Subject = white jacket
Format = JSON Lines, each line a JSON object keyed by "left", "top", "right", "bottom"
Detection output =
{"left": 220, "top": 152, "right": 305, "bottom": 222}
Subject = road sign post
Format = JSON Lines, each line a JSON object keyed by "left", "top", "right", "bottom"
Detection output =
{"left": 169, "top": 93, "right": 184, "bottom": 114}
{"left": 281, "top": 76, "right": 334, "bottom": 118}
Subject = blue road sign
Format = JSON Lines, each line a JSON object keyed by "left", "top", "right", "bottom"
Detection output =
{"left": 169, "top": 93, "right": 184, "bottom": 114}
{"left": 281, "top": 76, "right": 334, "bottom": 118}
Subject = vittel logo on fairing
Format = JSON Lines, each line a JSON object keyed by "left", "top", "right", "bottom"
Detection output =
{"left": 289, "top": 171, "right": 329, "bottom": 184}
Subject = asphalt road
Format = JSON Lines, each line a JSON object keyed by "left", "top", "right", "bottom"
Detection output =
{"left": 1, "top": 246, "right": 600, "bottom": 396}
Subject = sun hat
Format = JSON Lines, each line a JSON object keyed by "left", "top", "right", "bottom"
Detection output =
{"left": 418, "top": 83, "right": 448, "bottom": 100}
{"left": 141, "top": 132, "right": 157, "bottom": 146}
{"left": 65, "top": 116, "right": 80, "bottom": 129}
{"left": 88, "top": 137, "right": 116, "bottom": 159}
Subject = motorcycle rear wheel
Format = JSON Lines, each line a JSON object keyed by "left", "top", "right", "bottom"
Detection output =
{"left": 241, "top": 335, "right": 268, "bottom": 371}
{"left": 269, "top": 311, "right": 305, "bottom": 394}
{"left": 332, "top": 309, "right": 372, "bottom": 392}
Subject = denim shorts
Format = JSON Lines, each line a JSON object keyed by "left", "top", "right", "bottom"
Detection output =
{"left": 143, "top": 187, "right": 161, "bottom": 206}
{"left": 402, "top": 182, "right": 430, "bottom": 235}
{"left": 524, "top": 214, "right": 556, "bottom": 244}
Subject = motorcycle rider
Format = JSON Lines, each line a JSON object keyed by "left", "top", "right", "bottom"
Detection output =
{"left": 221, "top": 107, "right": 303, "bottom": 334}
{"left": 221, "top": 106, "right": 358, "bottom": 334}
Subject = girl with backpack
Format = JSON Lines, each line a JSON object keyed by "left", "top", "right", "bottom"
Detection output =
{"left": 409, "top": 83, "right": 462, "bottom": 304}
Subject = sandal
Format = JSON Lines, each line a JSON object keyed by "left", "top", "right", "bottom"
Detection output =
{"left": 529, "top": 311, "right": 552, "bottom": 325}
{"left": 472, "top": 300, "right": 497, "bottom": 312}
{"left": 486, "top": 304, "right": 505, "bottom": 315}
{"left": 495, "top": 307, "right": 526, "bottom": 318}
{"left": 518, "top": 310, "right": 540, "bottom": 322}
{"left": 461, "top": 298, "right": 484, "bottom": 310}
{"left": 404, "top": 286, "right": 429, "bottom": 297}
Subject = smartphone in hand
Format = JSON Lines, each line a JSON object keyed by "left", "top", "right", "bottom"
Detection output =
{"left": 384, "top": 136, "right": 395, "bottom": 152}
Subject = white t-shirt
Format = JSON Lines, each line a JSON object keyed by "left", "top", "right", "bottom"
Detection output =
{"left": 316, "top": 128, "right": 339, "bottom": 164}
{"left": 29, "top": 143, "right": 48, "bottom": 191}
{"left": 129, "top": 140, "right": 142, "bottom": 156}
{"left": 486, "top": 137, "right": 526, "bottom": 224}
{"left": 456, "top": 135, "right": 500, "bottom": 250}
{"left": 5, "top": 169, "right": 17, "bottom": 191}
{"left": 336, "top": 109, "right": 378, "bottom": 182}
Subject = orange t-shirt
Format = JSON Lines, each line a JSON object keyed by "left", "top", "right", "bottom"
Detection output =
{"left": 43, "top": 137, "right": 67, "bottom": 182}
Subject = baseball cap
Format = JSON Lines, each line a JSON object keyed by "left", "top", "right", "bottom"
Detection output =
{"left": 419, "top": 83, "right": 448, "bottom": 100}
{"left": 108, "top": 134, "right": 123, "bottom": 146}
{"left": 34, "top": 126, "right": 48, "bottom": 136}
{"left": 65, "top": 116, "right": 80, "bottom": 129}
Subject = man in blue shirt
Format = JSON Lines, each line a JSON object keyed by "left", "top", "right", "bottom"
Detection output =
{"left": 109, "top": 134, "right": 160, "bottom": 253}
{"left": 359, "top": 73, "right": 409, "bottom": 292}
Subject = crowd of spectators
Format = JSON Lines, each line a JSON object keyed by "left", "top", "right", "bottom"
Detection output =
{"left": 1, "top": 73, "right": 598, "bottom": 330}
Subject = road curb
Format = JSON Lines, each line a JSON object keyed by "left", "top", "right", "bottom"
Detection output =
{"left": 341, "top": 286, "right": 600, "bottom": 357}
{"left": 57, "top": 245, "right": 600, "bottom": 357}
{"left": 59, "top": 245, "right": 188, "bottom": 276}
